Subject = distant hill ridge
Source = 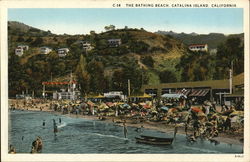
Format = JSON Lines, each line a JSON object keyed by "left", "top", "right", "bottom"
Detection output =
{"left": 156, "top": 30, "right": 244, "bottom": 49}
{"left": 8, "top": 21, "right": 54, "bottom": 36}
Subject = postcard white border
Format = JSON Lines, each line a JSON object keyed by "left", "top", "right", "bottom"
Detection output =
{"left": 1, "top": 0, "right": 249, "bottom": 161}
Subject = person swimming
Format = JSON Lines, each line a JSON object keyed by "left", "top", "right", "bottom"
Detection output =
{"left": 53, "top": 119, "right": 58, "bottom": 135}
{"left": 42, "top": 120, "right": 45, "bottom": 126}
{"left": 123, "top": 120, "right": 128, "bottom": 138}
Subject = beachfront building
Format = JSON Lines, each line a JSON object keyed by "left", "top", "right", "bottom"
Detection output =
{"left": 189, "top": 44, "right": 208, "bottom": 52}
{"left": 15, "top": 45, "right": 29, "bottom": 56}
{"left": 82, "top": 41, "right": 94, "bottom": 51}
{"left": 142, "top": 73, "right": 244, "bottom": 105}
{"left": 40, "top": 47, "right": 52, "bottom": 55}
{"left": 53, "top": 89, "right": 80, "bottom": 100}
{"left": 103, "top": 91, "right": 126, "bottom": 101}
{"left": 58, "top": 48, "right": 69, "bottom": 57}
{"left": 108, "top": 39, "right": 121, "bottom": 47}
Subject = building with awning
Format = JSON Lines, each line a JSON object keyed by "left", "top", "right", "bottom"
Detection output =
{"left": 142, "top": 73, "right": 244, "bottom": 103}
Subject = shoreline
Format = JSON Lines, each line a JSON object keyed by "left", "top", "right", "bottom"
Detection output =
{"left": 10, "top": 107, "right": 243, "bottom": 146}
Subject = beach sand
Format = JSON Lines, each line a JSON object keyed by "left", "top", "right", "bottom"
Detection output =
{"left": 8, "top": 99, "right": 244, "bottom": 146}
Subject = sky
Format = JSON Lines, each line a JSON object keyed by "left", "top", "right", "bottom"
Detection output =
{"left": 8, "top": 8, "right": 243, "bottom": 35}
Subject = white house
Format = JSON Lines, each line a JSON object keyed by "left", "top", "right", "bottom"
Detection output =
{"left": 189, "top": 44, "right": 208, "bottom": 52}
{"left": 17, "top": 45, "right": 29, "bottom": 50}
{"left": 58, "top": 48, "right": 69, "bottom": 57}
{"left": 82, "top": 41, "right": 94, "bottom": 51}
{"left": 108, "top": 39, "right": 121, "bottom": 47}
{"left": 15, "top": 45, "right": 29, "bottom": 56}
{"left": 15, "top": 48, "right": 24, "bottom": 56}
{"left": 40, "top": 47, "right": 52, "bottom": 54}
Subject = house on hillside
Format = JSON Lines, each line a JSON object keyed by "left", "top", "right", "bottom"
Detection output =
{"left": 82, "top": 41, "right": 94, "bottom": 51}
{"left": 17, "top": 45, "right": 29, "bottom": 50}
{"left": 15, "top": 48, "right": 24, "bottom": 56}
{"left": 189, "top": 44, "right": 208, "bottom": 52}
{"left": 40, "top": 47, "right": 52, "bottom": 54}
{"left": 108, "top": 39, "right": 121, "bottom": 47}
{"left": 15, "top": 45, "right": 29, "bottom": 56}
{"left": 209, "top": 48, "right": 217, "bottom": 55}
{"left": 58, "top": 48, "right": 69, "bottom": 57}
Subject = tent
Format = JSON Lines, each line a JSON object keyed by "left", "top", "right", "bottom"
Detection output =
{"left": 161, "top": 93, "right": 187, "bottom": 98}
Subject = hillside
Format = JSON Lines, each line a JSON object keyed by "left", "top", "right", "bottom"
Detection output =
{"left": 8, "top": 21, "right": 188, "bottom": 97}
{"left": 8, "top": 21, "right": 54, "bottom": 37}
{"left": 156, "top": 30, "right": 244, "bottom": 49}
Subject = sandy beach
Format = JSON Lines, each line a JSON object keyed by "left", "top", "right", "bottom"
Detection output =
{"left": 9, "top": 99, "right": 243, "bottom": 146}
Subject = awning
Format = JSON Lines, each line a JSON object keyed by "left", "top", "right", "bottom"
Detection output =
{"left": 189, "top": 89, "right": 209, "bottom": 97}
{"left": 175, "top": 89, "right": 191, "bottom": 96}
{"left": 161, "top": 93, "right": 187, "bottom": 98}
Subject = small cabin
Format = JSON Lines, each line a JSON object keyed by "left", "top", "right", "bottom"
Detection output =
{"left": 15, "top": 45, "right": 29, "bottom": 56}
{"left": 15, "top": 48, "right": 24, "bottom": 56}
{"left": 189, "top": 44, "right": 208, "bottom": 52}
{"left": 82, "top": 41, "right": 94, "bottom": 51}
{"left": 58, "top": 48, "right": 69, "bottom": 57}
{"left": 40, "top": 47, "right": 52, "bottom": 54}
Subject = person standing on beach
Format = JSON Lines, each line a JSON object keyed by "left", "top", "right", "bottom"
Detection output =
{"left": 123, "top": 120, "right": 128, "bottom": 138}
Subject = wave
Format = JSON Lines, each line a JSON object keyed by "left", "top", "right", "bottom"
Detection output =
{"left": 84, "top": 132, "right": 127, "bottom": 140}
{"left": 58, "top": 122, "right": 67, "bottom": 128}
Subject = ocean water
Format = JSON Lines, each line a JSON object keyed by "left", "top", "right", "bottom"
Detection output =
{"left": 8, "top": 110, "right": 243, "bottom": 154}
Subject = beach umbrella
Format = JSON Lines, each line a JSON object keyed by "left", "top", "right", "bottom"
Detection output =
{"left": 99, "top": 103, "right": 109, "bottom": 109}
{"left": 229, "top": 111, "right": 244, "bottom": 117}
{"left": 87, "top": 101, "right": 95, "bottom": 107}
{"left": 106, "top": 102, "right": 114, "bottom": 107}
{"left": 143, "top": 104, "right": 151, "bottom": 109}
{"left": 221, "top": 109, "right": 234, "bottom": 116}
{"left": 197, "top": 112, "right": 206, "bottom": 117}
{"left": 168, "top": 108, "right": 178, "bottom": 113}
{"left": 191, "top": 107, "right": 203, "bottom": 113}
{"left": 161, "top": 106, "right": 169, "bottom": 111}
{"left": 119, "top": 103, "right": 131, "bottom": 109}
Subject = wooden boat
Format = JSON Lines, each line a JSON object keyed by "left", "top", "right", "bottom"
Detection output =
{"left": 135, "top": 135, "right": 174, "bottom": 145}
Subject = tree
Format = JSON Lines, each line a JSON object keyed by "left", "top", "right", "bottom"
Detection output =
{"left": 104, "top": 25, "right": 116, "bottom": 31}
{"left": 214, "top": 37, "right": 244, "bottom": 79}
{"left": 25, "top": 37, "right": 33, "bottom": 43}
{"left": 87, "top": 59, "right": 105, "bottom": 93}
{"left": 159, "top": 70, "right": 177, "bottom": 83}
{"left": 75, "top": 55, "right": 90, "bottom": 95}
{"left": 17, "top": 36, "right": 24, "bottom": 42}
{"left": 141, "top": 56, "right": 154, "bottom": 68}
{"left": 31, "top": 37, "right": 43, "bottom": 46}
{"left": 66, "top": 37, "right": 77, "bottom": 46}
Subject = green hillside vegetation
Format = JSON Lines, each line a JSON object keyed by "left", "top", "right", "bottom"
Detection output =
{"left": 8, "top": 21, "right": 244, "bottom": 97}
{"left": 8, "top": 22, "right": 188, "bottom": 97}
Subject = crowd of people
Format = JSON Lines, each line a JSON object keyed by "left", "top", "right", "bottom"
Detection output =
{"left": 9, "top": 96, "right": 244, "bottom": 153}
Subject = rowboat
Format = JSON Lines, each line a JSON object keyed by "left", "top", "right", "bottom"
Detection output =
{"left": 135, "top": 135, "right": 174, "bottom": 145}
